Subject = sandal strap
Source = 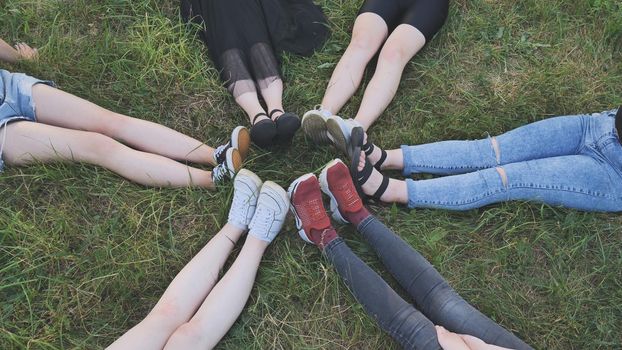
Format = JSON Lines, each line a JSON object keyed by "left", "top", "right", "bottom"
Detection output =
{"left": 269, "top": 109, "right": 284, "bottom": 119}
{"left": 363, "top": 140, "right": 374, "bottom": 156}
{"left": 374, "top": 149, "right": 388, "bottom": 170}
{"left": 371, "top": 176, "right": 390, "bottom": 201}
{"left": 356, "top": 158, "right": 374, "bottom": 186}
{"left": 253, "top": 112, "right": 268, "bottom": 124}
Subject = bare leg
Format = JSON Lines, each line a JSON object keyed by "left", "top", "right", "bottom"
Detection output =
{"left": 163, "top": 235, "right": 269, "bottom": 349}
{"left": 1, "top": 122, "right": 215, "bottom": 188}
{"left": 107, "top": 224, "right": 245, "bottom": 350}
{"left": 353, "top": 24, "right": 426, "bottom": 130}
{"left": 259, "top": 79, "right": 284, "bottom": 119}
{"left": 31, "top": 85, "right": 217, "bottom": 165}
{"left": 235, "top": 91, "right": 269, "bottom": 124}
{"left": 320, "top": 13, "right": 388, "bottom": 115}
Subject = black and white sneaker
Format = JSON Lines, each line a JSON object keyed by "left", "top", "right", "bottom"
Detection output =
{"left": 213, "top": 126, "right": 251, "bottom": 165}
{"left": 212, "top": 148, "right": 242, "bottom": 185}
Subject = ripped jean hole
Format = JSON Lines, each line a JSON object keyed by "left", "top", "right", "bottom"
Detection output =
{"left": 491, "top": 136, "right": 501, "bottom": 164}
{"left": 496, "top": 167, "right": 508, "bottom": 188}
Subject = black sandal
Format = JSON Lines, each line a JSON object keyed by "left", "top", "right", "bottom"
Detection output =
{"left": 348, "top": 132, "right": 389, "bottom": 202}
{"left": 250, "top": 112, "right": 277, "bottom": 148}
{"left": 270, "top": 109, "right": 301, "bottom": 144}
{"left": 354, "top": 157, "right": 390, "bottom": 202}
{"left": 363, "top": 139, "right": 387, "bottom": 170}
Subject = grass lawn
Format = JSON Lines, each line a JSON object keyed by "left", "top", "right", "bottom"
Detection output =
{"left": 1, "top": 0, "right": 621, "bottom": 349}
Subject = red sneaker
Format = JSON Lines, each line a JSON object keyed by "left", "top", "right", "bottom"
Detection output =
{"left": 319, "top": 159, "right": 367, "bottom": 224}
{"left": 288, "top": 173, "right": 334, "bottom": 246}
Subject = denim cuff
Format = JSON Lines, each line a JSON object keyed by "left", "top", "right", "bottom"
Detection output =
{"left": 323, "top": 236, "right": 345, "bottom": 254}
{"left": 356, "top": 215, "right": 376, "bottom": 234}
{"left": 405, "top": 178, "right": 417, "bottom": 209}
{"left": 401, "top": 144, "right": 416, "bottom": 176}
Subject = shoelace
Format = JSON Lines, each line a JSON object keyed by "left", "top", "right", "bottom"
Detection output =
{"left": 335, "top": 182, "right": 360, "bottom": 210}
{"left": 297, "top": 197, "right": 327, "bottom": 226}
{"left": 230, "top": 188, "right": 256, "bottom": 222}
{"left": 213, "top": 142, "right": 230, "bottom": 164}
{"left": 250, "top": 205, "right": 277, "bottom": 234}
{"left": 212, "top": 163, "right": 231, "bottom": 183}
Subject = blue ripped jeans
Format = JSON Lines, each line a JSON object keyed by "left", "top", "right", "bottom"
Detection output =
{"left": 402, "top": 110, "right": 622, "bottom": 211}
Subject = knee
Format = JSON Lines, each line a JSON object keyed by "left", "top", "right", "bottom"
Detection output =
{"left": 349, "top": 33, "right": 382, "bottom": 56}
{"left": 93, "top": 112, "right": 131, "bottom": 136}
{"left": 378, "top": 44, "right": 409, "bottom": 66}
{"left": 168, "top": 321, "right": 205, "bottom": 344}
{"left": 80, "top": 132, "right": 123, "bottom": 160}
{"left": 149, "top": 300, "right": 184, "bottom": 321}
{"left": 144, "top": 300, "right": 188, "bottom": 331}
{"left": 495, "top": 167, "right": 508, "bottom": 187}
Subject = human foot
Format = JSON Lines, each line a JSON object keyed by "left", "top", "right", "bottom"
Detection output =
{"left": 270, "top": 109, "right": 301, "bottom": 144}
{"left": 212, "top": 148, "right": 242, "bottom": 185}
{"left": 228, "top": 169, "right": 263, "bottom": 230}
{"left": 435, "top": 326, "right": 471, "bottom": 350}
{"left": 288, "top": 173, "right": 337, "bottom": 249}
{"left": 250, "top": 112, "right": 277, "bottom": 148}
{"left": 319, "top": 159, "right": 370, "bottom": 226}
{"left": 248, "top": 181, "right": 289, "bottom": 243}
{"left": 326, "top": 115, "right": 362, "bottom": 156}
{"left": 302, "top": 106, "right": 332, "bottom": 145}
{"left": 15, "top": 42, "right": 38, "bottom": 61}
{"left": 362, "top": 132, "right": 388, "bottom": 170}
{"left": 353, "top": 150, "right": 392, "bottom": 202}
{"left": 214, "top": 126, "right": 251, "bottom": 164}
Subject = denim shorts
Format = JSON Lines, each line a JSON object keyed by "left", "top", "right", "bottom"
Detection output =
{"left": 0, "top": 69, "right": 55, "bottom": 171}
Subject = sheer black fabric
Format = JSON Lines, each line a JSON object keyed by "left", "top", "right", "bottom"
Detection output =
{"left": 181, "top": 0, "right": 329, "bottom": 97}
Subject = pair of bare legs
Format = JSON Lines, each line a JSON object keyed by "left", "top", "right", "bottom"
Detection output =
{"left": 235, "top": 79, "right": 285, "bottom": 125}
{"left": 1, "top": 84, "right": 221, "bottom": 188}
{"left": 319, "top": 13, "right": 426, "bottom": 130}
{"left": 107, "top": 223, "right": 269, "bottom": 349}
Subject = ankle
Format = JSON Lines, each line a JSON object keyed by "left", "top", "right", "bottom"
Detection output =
{"left": 309, "top": 227, "right": 339, "bottom": 250}
{"left": 344, "top": 207, "right": 370, "bottom": 227}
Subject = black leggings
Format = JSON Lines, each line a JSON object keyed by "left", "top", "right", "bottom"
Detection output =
{"left": 359, "top": 0, "right": 449, "bottom": 42}
{"left": 324, "top": 216, "right": 533, "bottom": 350}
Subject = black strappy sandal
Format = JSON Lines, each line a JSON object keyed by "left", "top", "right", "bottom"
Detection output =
{"left": 250, "top": 112, "right": 277, "bottom": 148}
{"left": 363, "top": 139, "right": 388, "bottom": 170}
{"left": 270, "top": 109, "right": 301, "bottom": 144}
{"left": 354, "top": 156, "right": 390, "bottom": 202}
{"left": 348, "top": 128, "right": 390, "bottom": 202}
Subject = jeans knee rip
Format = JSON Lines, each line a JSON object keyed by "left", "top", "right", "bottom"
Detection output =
{"left": 496, "top": 167, "right": 508, "bottom": 188}
{"left": 491, "top": 136, "right": 501, "bottom": 164}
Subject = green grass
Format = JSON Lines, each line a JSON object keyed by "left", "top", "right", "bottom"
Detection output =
{"left": 1, "top": 0, "right": 621, "bottom": 348}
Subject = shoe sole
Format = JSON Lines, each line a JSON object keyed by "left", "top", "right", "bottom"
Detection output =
{"left": 326, "top": 117, "right": 349, "bottom": 156}
{"left": 231, "top": 126, "right": 251, "bottom": 160}
{"left": 319, "top": 159, "right": 349, "bottom": 225}
{"left": 287, "top": 173, "right": 317, "bottom": 244}
{"left": 228, "top": 148, "right": 243, "bottom": 174}
{"left": 302, "top": 112, "right": 330, "bottom": 145}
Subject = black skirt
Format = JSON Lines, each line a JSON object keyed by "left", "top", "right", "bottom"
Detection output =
{"left": 181, "top": 0, "right": 330, "bottom": 97}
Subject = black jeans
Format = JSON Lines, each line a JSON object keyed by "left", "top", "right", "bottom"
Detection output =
{"left": 324, "top": 216, "right": 533, "bottom": 350}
